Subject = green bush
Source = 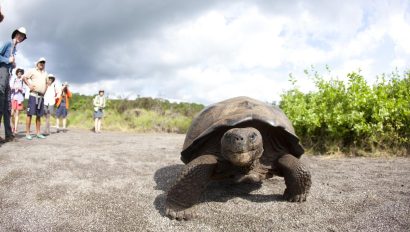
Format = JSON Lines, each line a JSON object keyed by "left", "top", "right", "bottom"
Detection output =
{"left": 280, "top": 68, "right": 409, "bottom": 156}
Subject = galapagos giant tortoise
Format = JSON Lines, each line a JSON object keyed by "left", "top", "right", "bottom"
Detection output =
{"left": 165, "top": 96, "right": 312, "bottom": 220}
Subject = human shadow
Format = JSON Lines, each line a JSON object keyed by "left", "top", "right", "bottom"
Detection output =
{"left": 153, "top": 164, "right": 285, "bottom": 217}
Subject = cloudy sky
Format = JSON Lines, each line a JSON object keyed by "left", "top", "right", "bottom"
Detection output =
{"left": 1, "top": 0, "right": 409, "bottom": 104}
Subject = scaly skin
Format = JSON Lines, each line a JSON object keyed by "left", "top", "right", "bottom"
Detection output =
{"left": 165, "top": 127, "right": 311, "bottom": 220}
{"left": 277, "top": 154, "right": 311, "bottom": 202}
{"left": 165, "top": 155, "right": 218, "bottom": 220}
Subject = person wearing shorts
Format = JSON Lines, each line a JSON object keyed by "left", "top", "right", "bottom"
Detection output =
{"left": 43, "top": 74, "right": 56, "bottom": 135}
{"left": 55, "top": 82, "right": 72, "bottom": 133}
{"left": 93, "top": 89, "right": 106, "bottom": 133}
{"left": 10, "top": 68, "right": 25, "bottom": 134}
{"left": 22, "top": 57, "right": 48, "bottom": 140}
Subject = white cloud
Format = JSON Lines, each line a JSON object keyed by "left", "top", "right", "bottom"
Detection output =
{"left": 1, "top": 0, "right": 409, "bottom": 105}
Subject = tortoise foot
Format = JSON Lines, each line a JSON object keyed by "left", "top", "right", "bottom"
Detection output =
{"left": 165, "top": 202, "right": 197, "bottom": 220}
{"left": 283, "top": 188, "right": 308, "bottom": 202}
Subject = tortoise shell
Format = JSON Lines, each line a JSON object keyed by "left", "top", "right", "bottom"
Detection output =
{"left": 181, "top": 96, "right": 304, "bottom": 163}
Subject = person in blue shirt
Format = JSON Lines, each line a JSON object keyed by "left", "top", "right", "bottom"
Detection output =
{"left": 0, "top": 27, "right": 27, "bottom": 143}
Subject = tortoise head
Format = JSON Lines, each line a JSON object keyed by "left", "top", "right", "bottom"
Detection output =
{"left": 220, "top": 127, "right": 264, "bottom": 166}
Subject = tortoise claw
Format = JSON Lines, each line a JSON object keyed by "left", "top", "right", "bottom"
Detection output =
{"left": 283, "top": 188, "right": 307, "bottom": 202}
{"left": 165, "top": 202, "right": 197, "bottom": 220}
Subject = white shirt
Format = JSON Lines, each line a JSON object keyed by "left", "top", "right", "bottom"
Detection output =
{"left": 44, "top": 83, "right": 57, "bottom": 106}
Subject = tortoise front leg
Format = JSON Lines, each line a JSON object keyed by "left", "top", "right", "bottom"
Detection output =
{"left": 165, "top": 154, "right": 218, "bottom": 220}
{"left": 277, "top": 154, "right": 311, "bottom": 202}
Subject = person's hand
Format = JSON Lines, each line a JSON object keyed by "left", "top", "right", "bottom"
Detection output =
{"left": 12, "top": 38, "right": 18, "bottom": 46}
{"left": 29, "top": 84, "right": 35, "bottom": 91}
{"left": 9, "top": 56, "right": 15, "bottom": 63}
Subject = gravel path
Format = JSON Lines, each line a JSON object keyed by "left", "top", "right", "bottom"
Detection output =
{"left": 0, "top": 128, "right": 409, "bottom": 231}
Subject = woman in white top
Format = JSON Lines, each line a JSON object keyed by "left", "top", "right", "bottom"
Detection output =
{"left": 10, "top": 68, "right": 25, "bottom": 134}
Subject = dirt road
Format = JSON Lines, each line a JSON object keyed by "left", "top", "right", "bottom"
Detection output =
{"left": 0, "top": 128, "right": 409, "bottom": 231}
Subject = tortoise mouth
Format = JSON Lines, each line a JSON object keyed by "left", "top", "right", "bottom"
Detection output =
{"left": 223, "top": 148, "right": 261, "bottom": 166}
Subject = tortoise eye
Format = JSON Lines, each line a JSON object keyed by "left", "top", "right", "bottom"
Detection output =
{"left": 249, "top": 132, "right": 257, "bottom": 141}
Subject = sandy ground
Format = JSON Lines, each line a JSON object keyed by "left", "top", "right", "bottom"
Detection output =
{"left": 0, "top": 127, "right": 409, "bottom": 232}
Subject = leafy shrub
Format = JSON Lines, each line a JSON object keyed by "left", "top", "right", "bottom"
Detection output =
{"left": 280, "top": 68, "right": 409, "bottom": 156}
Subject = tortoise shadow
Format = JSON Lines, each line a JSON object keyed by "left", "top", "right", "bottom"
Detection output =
{"left": 153, "top": 164, "right": 285, "bottom": 216}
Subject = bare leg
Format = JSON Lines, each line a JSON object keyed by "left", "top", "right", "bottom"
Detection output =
{"left": 97, "top": 119, "right": 102, "bottom": 132}
{"left": 26, "top": 115, "right": 32, "bottom": 136}
{"left": 10, "top": 109, "right": 14, "bottom": 132}
{"left": 45, "top": 114, "right": 50, "bottom": 134}
{"left": 94, "top": 118, "right": 98, "bottom": 132}
{"left": 62, "top": 117, "right": 67, "bottom": 129}
{"left": 56, "top": 117, "right": 60, "bottom": 132}
{"left": 277, "top": 154, "right": 311, "bottom": 202}
{"left": 165, "top": 154, "right": 218, "bottom": 220}
{"left": 14, "top": 110, "right": 19, "bottom": 133}
{"left": 35, "top": 116, "right": 41, "bottom": 135}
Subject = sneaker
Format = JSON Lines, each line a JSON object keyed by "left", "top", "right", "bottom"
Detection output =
{"left": 26, "top": 134, "right": 33, "bottom": 140}
{"left": 36, "top": 134, "right": 46, "bottom": 139}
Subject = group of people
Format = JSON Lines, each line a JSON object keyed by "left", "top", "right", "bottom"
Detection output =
{"left": 0, "top": 27, "right": 77, "bottom": 142}
{"left": 0, "top": 9, "right": 108, "bottom": 142}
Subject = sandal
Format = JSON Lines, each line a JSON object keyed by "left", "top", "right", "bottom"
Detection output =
{"left": 36, "top": 134, "right": 46, "bottom": 139}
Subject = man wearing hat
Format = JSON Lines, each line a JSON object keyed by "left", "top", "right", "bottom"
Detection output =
{"left": 22, "top": 57, "right": 48, "bottom": 140}
{"left": 0, "top": 27, "right": 27, "bottom": 142}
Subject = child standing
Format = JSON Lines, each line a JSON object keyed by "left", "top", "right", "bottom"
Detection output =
{"left": 43, "top": 74, "right": 56, "bottom": 135}
{"left": 55, "top": 82, "right": 72, "bottom": 132}
{"left": 10, "top": 68, "right": 25, "bottom": 134}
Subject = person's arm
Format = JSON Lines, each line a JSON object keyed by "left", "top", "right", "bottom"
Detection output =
{"left": 0, "top": 42, "right": 12, "bottom": 64}
{"left": 93, "top": 96, "right": 98, "bottom": 107}
{"left": 22, "top": 70, "right": 35, "bottom": 91}
{"left": 102, "top": 97, "right": 106, "bottom": 108}
{"left": 9, "top": 76, "right": 15, "bottom": 90}
{"left": 44, "top": 78, "right": 48, "bottom": 93}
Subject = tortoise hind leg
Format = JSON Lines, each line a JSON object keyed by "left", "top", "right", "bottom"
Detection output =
{"left": 277, "top": 154, "right": 311, "bottom": 202}
{"left": 165, "top": 154, "right": 218, "bottom": 220}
